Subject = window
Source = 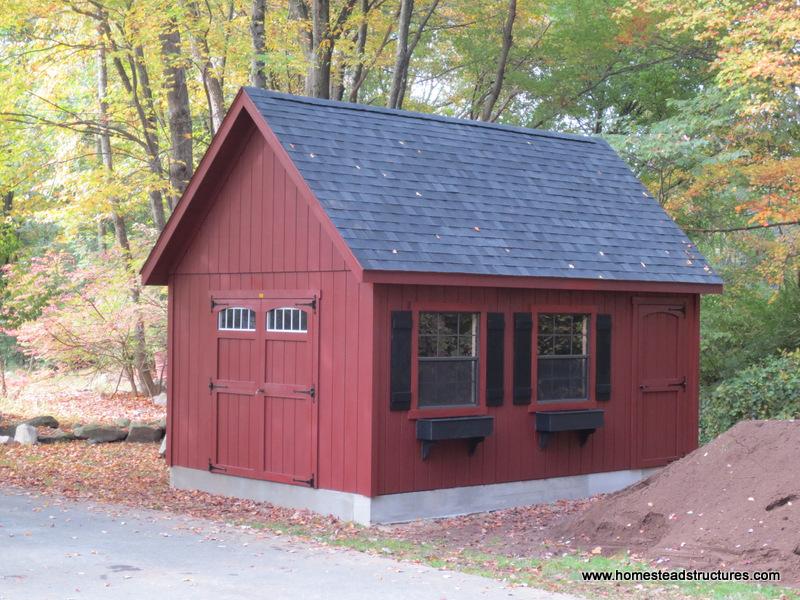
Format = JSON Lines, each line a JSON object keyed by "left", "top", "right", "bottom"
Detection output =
{"left": 218, "top": 307, "right": 256, "bottom": 331}
{"left": 537, "top": 314, "right": 589, "bottom": 402}
{"left": 418, "top": 312, "right": 479, "bottom": 408}
{"left": 267, "top": 307, "right": 308, "bottom": 333}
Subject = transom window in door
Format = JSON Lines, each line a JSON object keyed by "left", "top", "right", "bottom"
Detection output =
{"left": 267, "top": 307, "right": 308, "bottom": 333}
{"left": 217, "top": 307, "right": 256, "bottom": 331}
{"left": 418, "top": 312, "right": 479, "bottom": 408}
{"left": 537, "top": 313, "right": 589, "bottom": 402}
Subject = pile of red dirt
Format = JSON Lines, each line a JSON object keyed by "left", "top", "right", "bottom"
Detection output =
{"left": 557, "top": 420, "right": 800, "bottom": 582}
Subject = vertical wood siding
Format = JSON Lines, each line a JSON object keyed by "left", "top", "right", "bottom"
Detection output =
{"left": 373, "top": 284, "right": 700, "bottom": 496}
{"left": 168, "top": 126, "right": 373, "bottom": 496}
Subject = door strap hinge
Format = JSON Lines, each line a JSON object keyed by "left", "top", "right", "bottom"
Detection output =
{"left": 292, "top": 385, "right": 315, "bottom": 399}
{"left": 208, "top": 459, "right": 227, "bottom": 473}
{"left": 209, "top": 378, "right": 228, "bottom": 393}
{"left": 293, "top": 474, "right": 314, "bottom": 487}
{"left": 667, "top": 305, "right": 686, "bottom": 315}
{"left": 295, "top": 295, "right": 317, "bottom": 312}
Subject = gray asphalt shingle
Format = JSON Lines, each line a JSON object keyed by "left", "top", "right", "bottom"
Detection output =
{"left": 245, "top": 88, "right": 721, "bottom": 285}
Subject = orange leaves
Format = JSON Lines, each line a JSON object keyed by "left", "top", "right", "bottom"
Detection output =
{"left": 737, "top": 157, "right": 800, "bottom": 225}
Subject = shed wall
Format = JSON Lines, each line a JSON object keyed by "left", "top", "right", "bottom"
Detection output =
{"left": 167, "top": 126, "right": 374, "bottom": 496}
{"left": 373, "top": 284, "right": 700, "bottom": 496}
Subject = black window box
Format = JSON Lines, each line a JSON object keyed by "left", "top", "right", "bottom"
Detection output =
{"left": 416, "top": 416, "right": 494, "bottom": 460}
{"left": 535, "top": 409, "right": 604, "bottom": 449}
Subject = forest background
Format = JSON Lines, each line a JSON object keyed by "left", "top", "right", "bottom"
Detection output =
{"left": 0, "top": 0, "right": 798, "bottom": 441}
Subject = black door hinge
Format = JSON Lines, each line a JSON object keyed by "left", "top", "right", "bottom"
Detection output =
{"left": 293, "top": 474, "right": 314, "bottom": 487}
{"left": 292, "top": 385, "right": 315, "bottom": 399}
{"left": 208, "top": 459, "right": 227, "bottom": 473}
{"left": 295, "top": 296, "right": 317, "bottom": 312}
{"left": 209, "top": 378, "right": 228, "bottom": 393}
{"left": 211, "top": 298, "right": 231, "bottom": 311}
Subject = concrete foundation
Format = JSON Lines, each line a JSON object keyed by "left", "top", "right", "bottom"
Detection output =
{"left": 171, "top": 466, "right": 659, "bottom": 525}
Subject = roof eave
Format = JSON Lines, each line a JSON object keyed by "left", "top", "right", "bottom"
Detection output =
{"left": 362, "top": 269, "right": 723, "bottom": 295}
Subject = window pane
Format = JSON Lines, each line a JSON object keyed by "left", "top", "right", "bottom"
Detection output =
{"left": 419, "top": 359, "right": 478, "bottom": 408}
{"left": 458, "top": 313, "right": 475, "bottom": 335}
{"left": 538, "top": 314, "right": 554, "bottom": 334}
{"left": 457, "top": 335, "right": 476, "bottom": 357}
{"left": 418, "top": 335, "right": 437, "bottom": 357}
{"left": 301, "top": 311, "right": 308, "bottom": 331}
{"left": 538, "top": 334, "right": 553, "bottom": 355}
{"left": 554, "top": 314, "right": 572, "bottom": 334}
{"left": 556, "top": 335, "right": 575, "bottom": 355}
{"left": 437, "top": 335, "right": 459, "bottom": 356}
{"left": 218, "top": 308, "right": 255, "bottom": 331}
{"left": 440, "top": 313, "right": 459, "bottom": 335}
{"left": 537, "top": 357, "right": 588, "bottom": 401}
{"left": 419, "top": 313, "right": 437, "bottom": 335}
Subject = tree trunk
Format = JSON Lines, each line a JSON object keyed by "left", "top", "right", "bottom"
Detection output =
{"left": 97, "top": 29, "right": 160, "bottom": 397}
{"left": 160, "top": 20, "right": 194, "bottom": 208}
{"left": 388, "top": 0, "right": 413, "bottom": 109}
{"left": 186, "top": 2, "right": 225, "bottom": 134}
{"left": 2, "top": 191, "right": 12, "bottom": 215}
{"left": 348, "top": 0, "right": 369, "bottom": 103}
{"left": 290, "top": 0, "right": 314, "bottom": 94}
{"left": 250, "top": 0, "right": 268, "bottom": 88}
{"left": 97, "top": 17, "right": 167, "bottom": 230}
{"left": 479, "top": 0, "right": 516, "bottom": 122}
{"left": 388, "top": 0, "right": 439, "bottom": 109}
{"left": 309, "top": 0, "right": 331, "bottom": 98}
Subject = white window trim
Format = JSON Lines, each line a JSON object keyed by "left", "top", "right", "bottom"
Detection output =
{"left": 267, "top": 307, "right": 309, "bottom": 333}
{"left": 218, "top": 307, "right": 256, "bottom": 332}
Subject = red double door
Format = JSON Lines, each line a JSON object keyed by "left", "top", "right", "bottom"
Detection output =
{"left": 632, "top": 299, "right": 693, "bottom": 467}
{"left": 209, "top": 291, "right": 318, "bottom": 487}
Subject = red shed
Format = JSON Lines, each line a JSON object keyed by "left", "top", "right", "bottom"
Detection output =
{"left": 142, "top": 89, "right": 722, "bottom": 524}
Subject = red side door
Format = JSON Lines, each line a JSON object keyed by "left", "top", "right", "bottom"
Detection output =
{"left": 632, "top": 300, "right": 689, "bottom": 468}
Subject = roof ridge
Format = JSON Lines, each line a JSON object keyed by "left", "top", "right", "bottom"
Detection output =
{"left": 243, "top": 87, "right": 597, "bottom": 145}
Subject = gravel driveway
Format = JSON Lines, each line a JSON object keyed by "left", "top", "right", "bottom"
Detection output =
{"left": 0, "top": 491, "right": 579, "bottom": 600}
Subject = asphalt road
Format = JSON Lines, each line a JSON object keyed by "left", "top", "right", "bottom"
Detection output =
{"left": 0, "top": 491, "right": 579, "bottom": 600}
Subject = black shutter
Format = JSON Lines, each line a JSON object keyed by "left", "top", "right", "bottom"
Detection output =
{"left": 513, "top": 312, "right": 532, "bottom": 405}
{"left": 486, "top": 312, "right": 505, "bottom": 406}
{"left": 596, "top": 314, "right": 612, "bottom": 401}
{"left": 390, "top": 311, "right": 412, "bottom": 411}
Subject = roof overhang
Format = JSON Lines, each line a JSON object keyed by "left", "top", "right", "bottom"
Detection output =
{"left": 362, "top": 269, "right": 723, "bottom": 295}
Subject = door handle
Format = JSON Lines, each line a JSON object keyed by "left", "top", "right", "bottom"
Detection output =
{"left": 292, "top": 386, "right": 316, "bottom": 398}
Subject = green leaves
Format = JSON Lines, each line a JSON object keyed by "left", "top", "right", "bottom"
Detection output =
{"left": 701, "top": 350, "right": 800, "bottom": 443}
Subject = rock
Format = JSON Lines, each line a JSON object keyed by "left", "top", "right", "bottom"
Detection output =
{"left": 114, "top": 417, "right": 131, "bottom": 428}
{"left": 74, "top": 424, "right": 127, "bottom": 444}
{"left": 152, "top": 392, "right": 167, "bottom": 407}
{"left": 0, "top": 424, "right": 16, "bottom": 437}
{"left": 156, "top": 416, "right": 167, "bottom": 429}
{"left": 159, "top": 435, "right": 167, "bottom": 457}
{"left": 14, "top": 424, "right": 37, "bottom": 445}
{"left": 38, "top": 428, "right": 76, "bottom": 444}
{"left": 126, "top": 422, "right": 163, "bottom": 443}
{"left": 24, "top": 415, "right": 59, "bottom": 429}
{"left": 0, "top": 435, "right": 13, "bottom": 445}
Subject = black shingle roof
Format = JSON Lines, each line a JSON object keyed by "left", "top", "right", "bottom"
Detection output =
{"left": 245, "top": 88, "right": 721, "bottom": 285}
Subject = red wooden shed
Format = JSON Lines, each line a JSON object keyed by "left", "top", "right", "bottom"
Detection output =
{"left": 142, "top": 88, "right": 722, "bottom": 524}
